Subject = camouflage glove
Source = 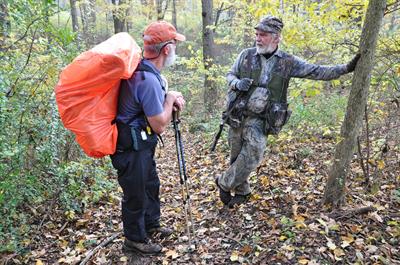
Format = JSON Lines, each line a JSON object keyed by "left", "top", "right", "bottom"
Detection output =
{"left": 235, "top": 78, "right": 253, "bottom": 91}
{"left": 346, "top": 53, "right": 361, "bottom": 73}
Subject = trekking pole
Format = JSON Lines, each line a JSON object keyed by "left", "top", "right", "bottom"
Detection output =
{"left": 172, "top": 111, "right": 195, "bottom": 251}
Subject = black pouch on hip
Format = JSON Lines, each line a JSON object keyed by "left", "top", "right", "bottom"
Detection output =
{"left": 265, "top": 102, "right": 292, "bottom": 135}
{"left": 130, "top": 127, "right": 158, "bottom": 151}
{"left": 115, "top": 122, "right": 157, "bottom": 152}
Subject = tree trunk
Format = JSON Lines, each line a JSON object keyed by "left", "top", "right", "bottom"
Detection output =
{"left": 323, "top": 0, "right": 387, "bottom": 207}
{"left": 156, "top": 0, "right": 163, "bottom": 20}
{"left": 69, "top": 0, "right": 79, "bottom": 33}
{"left": 88, "top": 0, "right": 96, "bottom": 44}
{"left": 172, "top": 0, "right": 177, "bottom": 29}
{"left": 201, "top": 0, "right": 217, "bottom": 114}
{"left": 80, "top": 2, "right": 89, "bottom": 46}
{"left": 126, "top": 0, "right": 133, "bottom": 32}
{"left": 140, "top": 0, "right": 154, "bottom": 19}
{"left": 156, "top": 0, "right": 169, "bottom": 20}
{"left": 112, "top": 0, "right": 126, "bottom": 33}
{"left": 88, "top": 0, "right": 96, "bottom": 25}
{"left": 243, "top": 1, "right": 254, "bottom": 47}
{"left": 0, "top": 1, "right": 10, "bottom": 49}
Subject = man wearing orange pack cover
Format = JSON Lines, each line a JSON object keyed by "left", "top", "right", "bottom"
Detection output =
{"left": 111, "top": 21, "right": 186, "bottom": 255}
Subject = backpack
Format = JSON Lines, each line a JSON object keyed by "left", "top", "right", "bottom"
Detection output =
{"left": 55, "top": 32, "right": 141, "bottom": 158}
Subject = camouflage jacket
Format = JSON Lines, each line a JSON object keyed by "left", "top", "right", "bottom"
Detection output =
{"left": 227, "top": 47, "right": 350, "bottom": 103}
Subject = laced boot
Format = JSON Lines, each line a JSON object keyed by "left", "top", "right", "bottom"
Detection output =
{"left": 228, "top": 194, "right": 251, "bottom": 208}
{"left": 123, "top": 238, "right": 162, "bottom": 255}
{"left": 215, "top": 177, "right": 232, "bottom": 205}
{"left": 147, "top": 226, "right": 174, "bottom": 239}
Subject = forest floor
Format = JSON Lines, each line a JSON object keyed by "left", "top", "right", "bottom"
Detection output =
{"left": 3, "top": 119, "right": 400, "bottom": 265}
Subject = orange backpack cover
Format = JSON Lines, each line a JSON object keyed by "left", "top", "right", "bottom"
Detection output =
{"left": 55, "top": 33, "right": 141, "bottom": 158}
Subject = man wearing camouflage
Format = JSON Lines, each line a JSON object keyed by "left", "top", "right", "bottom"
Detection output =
{"left": 215, "top": 15, "right": 360, "bottom": 208}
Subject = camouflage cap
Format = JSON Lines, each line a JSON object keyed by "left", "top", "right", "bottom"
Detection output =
{"left": 255, "top": 15, "right": 284, "bottom": 34}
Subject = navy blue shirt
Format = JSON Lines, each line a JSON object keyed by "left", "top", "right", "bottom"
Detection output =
{"left": 116, "top": 59, "right": 165, "bottom": 128}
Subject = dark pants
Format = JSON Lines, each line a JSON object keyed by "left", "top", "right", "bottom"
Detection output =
{"left": 111, "top": 138, "right": 160, "bottom": 242}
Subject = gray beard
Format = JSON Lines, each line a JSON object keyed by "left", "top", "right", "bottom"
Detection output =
{"left": 256, "top": 44, "right": 276, "bottom": 54}
{"left": 163, "top": 50, "right": 176, "bottom": 68}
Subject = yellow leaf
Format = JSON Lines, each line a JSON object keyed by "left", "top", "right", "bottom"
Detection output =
{"left": 65, "top": 210, "right": 75, "bottom": 220}
{"left": 230, "top": 251, "right": 239, "bottom": 262}
{"left": 295, "top": 222, "right": 307, "bottom": 229}
{"left": 59, "top": 239, "right": 69, "bottom": 249}
{"left": 75, "top": 239, "right": 86, "bottom": 253}
{"left": 277, "top": 169, "right": 286, "bottom": 177}
{"left": 287, "top": 169, "right": 296, "bottom": 177}
{"left": 251, "top": 193, "right": 262, "bottom": 201}
{"left": 294, "top": 215, "right": 305, "bottom": 222}
{"left": 165, "top": 249, "right": 179, "bottom": 259}
{"left": 331, "top": 79, "right": 341, "bottom": 87}
{"left": 120, "top": 256, "right": 128, "bottom": 262}
{"left": 23, "top": 238, "right": 31, "bottom": 246}
{"left": 298, "top": 258, "right": 309, "bottom": 264}
{"left": 377, "top": 160, "right": 385, "bottom": 170}
{"left": 341, "top": 234, "right": 354, "bottom": 245}
{"left": 36, "top": 260, "right": 44, "bottom": 265}
{"left": 76, "top": 219, "right": 89, "bottom": 228}
{"left": 279, "top": 235, "right": 287, "bottom": 241}
{"left": 261, "top": 176, "right": 269, "bottom": 186}
{"left": 334, "top": 248, "right": 345, "bottom": 259}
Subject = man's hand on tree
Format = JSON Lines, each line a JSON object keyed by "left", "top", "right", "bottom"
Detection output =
{"left": 347, "top": 53, "right": 361, "bottom": 73}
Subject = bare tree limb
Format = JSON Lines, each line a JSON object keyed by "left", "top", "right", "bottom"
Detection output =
{"left": 328, "top": 206, "right": 377, "bottom": 220}
{"left": 6, "top": 27, "right": 38, "bottom": 98}
{"left": 385, "top": 0, "right": 400, "bottom": 15}
{"left": 161, "top": 0, "right": 170, "bottom": 19}
{"left": 213, "top": 3, "right": 233, "bottom": 31}
{"left": 80, "top": 232, "right": 122, "bottom": 265}
{"left": 3, "top": 11, "right": 59, "bottom": 51}
{"left": 213, "top": 2, "right": 223, "bottom": 32}
{"left": 363, "top": 105, "right": 371, "bottom": 187}
{"left": 357, "top": 136, "right": 368, "bottom": 181}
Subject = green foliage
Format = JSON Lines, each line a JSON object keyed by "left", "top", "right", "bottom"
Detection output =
{"left": 56, "top": 158, "right": 116, "bottom": 214}
{"left": 0, "top": 1, "right": 115, "bottom": 253}
{"left": 287, "top": 93, "right": 348, "bottom": 137}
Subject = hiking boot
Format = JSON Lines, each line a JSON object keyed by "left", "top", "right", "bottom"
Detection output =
{"left": 147, "top": 226, "right": 174, "bottom": 238}
{"left": 123, "top": 238, "right": 162, "bottom": 255}
{"left": 215, "top": 176, "right": 232, "bottom": 205}
{"left": 228, "top": 194, "right": 251, "bottom": 208}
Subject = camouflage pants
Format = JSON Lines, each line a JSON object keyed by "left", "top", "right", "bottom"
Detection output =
{"left": 219, "top": 117, "right": 266, "bottom": 195}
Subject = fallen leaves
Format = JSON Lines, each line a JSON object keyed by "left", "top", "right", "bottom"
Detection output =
{"left": 10, "top": 125, "right": 400, "bottom": 264}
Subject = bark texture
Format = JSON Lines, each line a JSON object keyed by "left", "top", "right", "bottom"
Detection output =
{"left": 201, "top": 0, "right": 217, "bottom": 114}
{"left": 69, "top": 0, "right": 79, "bottom": 33}
{"left": 112, "top": 0, "right": 126, "bottom": 33}
{"left": 0, "top": 1, "right": 10, "bottom": 49}
{"left": 323, "top": 0, "right": 387, "bottom": 207}
{"left": 172, "top": 0, "right": 177, "bottom": 29}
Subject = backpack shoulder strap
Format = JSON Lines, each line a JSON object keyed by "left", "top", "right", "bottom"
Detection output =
{"left": 135, "top": 62, "right": 165, "bottom": 91}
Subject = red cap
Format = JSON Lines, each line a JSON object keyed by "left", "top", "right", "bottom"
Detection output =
{"left": 143, "top": 21, "right": 186, "bottom": 46}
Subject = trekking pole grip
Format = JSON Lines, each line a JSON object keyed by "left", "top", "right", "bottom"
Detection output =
{"left": 172, "top": 110, "right": 180, "bottom": 123}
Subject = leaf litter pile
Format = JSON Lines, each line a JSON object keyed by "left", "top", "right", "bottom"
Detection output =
{"left": 4, "top": 120, "right": 399, "bottom": 265}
